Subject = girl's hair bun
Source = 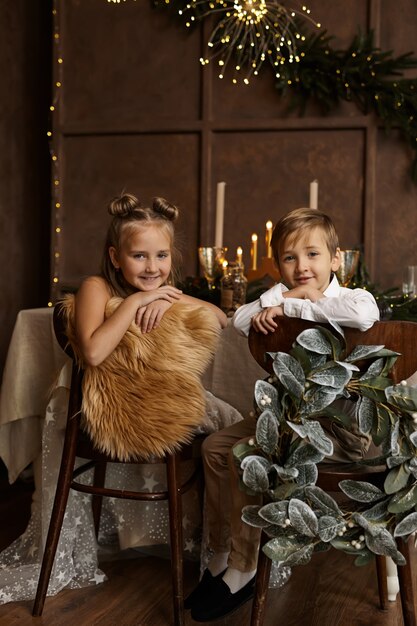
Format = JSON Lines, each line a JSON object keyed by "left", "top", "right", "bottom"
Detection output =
{"left": 152, "top": 197, "right": 179, "bottom": 222}
{"left": 108, "top": 193, "right": 141, "bottom": 217}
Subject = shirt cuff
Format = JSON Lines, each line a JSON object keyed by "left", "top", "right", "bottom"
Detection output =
{"left": 260, "top": 284, "right": 285, "bottom": 308}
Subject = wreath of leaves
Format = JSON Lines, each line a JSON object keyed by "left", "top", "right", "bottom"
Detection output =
{"left": 153, "top": 1, "right": 417, "bottom": 181}
{"left": 232, "top": 325, "right": 417, "bottom": 568}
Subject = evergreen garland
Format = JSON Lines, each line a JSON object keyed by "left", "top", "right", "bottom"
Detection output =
{"left": 233, "top": 325, "right": 417, "bottom": 570}
{"left": 275, "top": 29, "right": 417, "bottom": 180}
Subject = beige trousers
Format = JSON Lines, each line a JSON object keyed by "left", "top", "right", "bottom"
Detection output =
{"left": 202, "top": 415, "right": 261, "bottom": 572}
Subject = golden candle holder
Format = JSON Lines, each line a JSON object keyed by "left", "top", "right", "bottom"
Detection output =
{"left": 247, "top": 257, "right": 280, "bottom": 283}
{"left": 247, "top": 219, "right": 280, "bottom": 283}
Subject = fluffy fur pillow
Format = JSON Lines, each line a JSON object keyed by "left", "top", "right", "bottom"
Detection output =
{"left": 60, "top": 294, "right": 220, "bottom": 460}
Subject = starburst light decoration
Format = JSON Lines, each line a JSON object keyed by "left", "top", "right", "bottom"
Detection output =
{"left": 176, "top": 0, "right": 320, "bottom": 84}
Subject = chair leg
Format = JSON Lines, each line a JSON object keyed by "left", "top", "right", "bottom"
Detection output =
{"left": 32, "top": 412, "right": 80, "bottom": 616}
{"left": 250, "top": 531, "right": 272, "bottom": 626}
{"left": 376, "top": 554, "right": 389, "bottom": 610}
{"left": 167, "top": 453, "right": 185, "bottom": 626}
{"left": 92, "top": 461, "right": 107, "bottom": 537}
{"left": 397, "top": 537, "right": 417, "bottom": 626}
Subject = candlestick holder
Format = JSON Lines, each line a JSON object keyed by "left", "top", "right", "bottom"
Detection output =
{"left": 198, "top": 246, "right": 228, "bottom": 290}
{"left": 247, "top": 256, "right": 280, "bottom": 284}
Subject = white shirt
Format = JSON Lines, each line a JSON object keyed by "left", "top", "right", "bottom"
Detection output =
{"left": 232, "top": 274, "right": 380, "bottom": 337}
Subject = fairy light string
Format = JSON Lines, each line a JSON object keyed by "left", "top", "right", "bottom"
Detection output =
{"left": 47, "top": 0, "right": 64, "bottom": 306}
{"left": 176, "top": 1, "right": 320, "bottom": 84}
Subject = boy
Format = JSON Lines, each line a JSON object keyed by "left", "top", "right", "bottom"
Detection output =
{"left": 187, "top": 208, "right": 380, "bottom": 622}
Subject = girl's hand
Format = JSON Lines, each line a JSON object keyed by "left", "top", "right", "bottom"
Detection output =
{"left": 135, "top": 300, "right": 173, "bottom": 333}
{"left": 251, "top": 306, "right": 283, "bottom": 334}
{"left": 135, "top": 285, "right": 182, "bottom": 308}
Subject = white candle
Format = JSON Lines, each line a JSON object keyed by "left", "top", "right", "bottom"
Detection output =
{"left": 309, "top": 180, "right": 318, "bottom": 210}
{"left": 251, "top": 233, "right": 258, "bottom": 270}
{"left": 265, "top": 220, "right": 273, "bottom": 258}
{"left": 236, "top": 246, "right": 243, "bottom": 265}
{"left": 215, "top": 181, "right": 226, "bottom": 248}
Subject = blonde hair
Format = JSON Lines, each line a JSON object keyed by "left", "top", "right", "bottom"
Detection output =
{"left": 270, "top": 208, "right": 339, "bottom": 266}
{"left": 101, "top": 193, "right": 181, "bottom": 296}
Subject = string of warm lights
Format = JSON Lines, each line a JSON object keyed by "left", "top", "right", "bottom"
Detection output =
{"left": 47, "top": 0, "right": 63, "bottom": 306}
{"left": 171, "top": 0, "right": 320, "bottom": 84}
{"left": 49, "top": 0, "right": 139, "bottom": 304}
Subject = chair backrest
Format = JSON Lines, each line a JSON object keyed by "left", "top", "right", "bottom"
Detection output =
{"left": 53, "top": 300, "right": 77, "bottom": 361}
{"left": 248, "top": 318, "right": 417, "bottom": 384}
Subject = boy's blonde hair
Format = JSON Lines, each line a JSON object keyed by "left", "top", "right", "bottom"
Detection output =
{"left": 270, "top": 208, "right": 339, "bottom": 266}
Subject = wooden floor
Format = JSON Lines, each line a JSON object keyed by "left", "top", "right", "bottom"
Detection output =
{"left": 0, "top": 463, "right": 414, "bottom": 626}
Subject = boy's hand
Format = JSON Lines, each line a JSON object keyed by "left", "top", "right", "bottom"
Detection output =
{"left": 283, "top": 286, "right": 325, "bottom": 302}
{"left": 251, "top": 306, "right": 283, "bottom": 334}
{"left": 136, "top": 300, "right": 173, "bottom": 333}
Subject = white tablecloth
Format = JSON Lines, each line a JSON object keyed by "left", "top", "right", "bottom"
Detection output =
{"left": 0, "top": 308, "right": 68, "bottom": 482}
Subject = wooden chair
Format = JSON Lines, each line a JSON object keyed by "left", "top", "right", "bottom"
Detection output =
{"left": 248, "top": 318, "right": 417, "bottom": 626}
{"left": 32, "top": 301, "right": 205, "bottom": 626}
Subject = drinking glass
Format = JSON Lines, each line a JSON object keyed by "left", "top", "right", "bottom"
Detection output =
{"left": 402, "top": 266, "right": 417, "bottom": 298}
{"left": 336, "top": 250, "right": 360, "bottom": 288}
{"left": 198, "top": 247, "right": 228, "bottom": 289}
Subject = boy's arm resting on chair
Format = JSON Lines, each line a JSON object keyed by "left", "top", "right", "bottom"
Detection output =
{"left": 233, "top": 275, "right": 380, "bottom": 336}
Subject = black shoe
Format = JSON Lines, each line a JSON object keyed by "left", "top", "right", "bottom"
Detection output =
{"left": 191, "top": 575, "right": 255, "bottom": 622}
{"left": 184, "top": 568, "right": 226, "bottom": 610}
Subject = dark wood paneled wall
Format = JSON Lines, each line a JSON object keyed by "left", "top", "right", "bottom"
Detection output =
{"left": 50, "top": 0, "right": 417, "bottom": 302}
{"left": 1, "top": 0, "right": 417, "bottom": 373}
{"left": 0, "top": 1, "right": 51, "bottom": 373}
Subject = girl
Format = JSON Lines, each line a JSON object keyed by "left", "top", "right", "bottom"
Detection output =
{"left": 75, "top": 193, "right": 227, "bottom": 366}
{"left": 0, "top": 193, "right": 251, "bottom": 607}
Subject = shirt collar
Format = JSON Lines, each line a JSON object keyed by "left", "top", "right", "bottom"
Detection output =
{"left": 324, "top": 273, "right": 341, "bottom": 296}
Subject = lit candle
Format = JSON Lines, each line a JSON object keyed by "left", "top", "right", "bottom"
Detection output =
{"left": 251, "top": 233, "right": 258, "bottom": 270}
{"left": 309, "top": 179, "right": 318, "bottom": 210}
{"left": 265, "top": 220, "right": 273, "bottom": 258}
{"left": 215, "top": 181, "right": 226, "bottom": 248}
{"left": 236, "top": 246, "right": 243, "bottom": 265}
